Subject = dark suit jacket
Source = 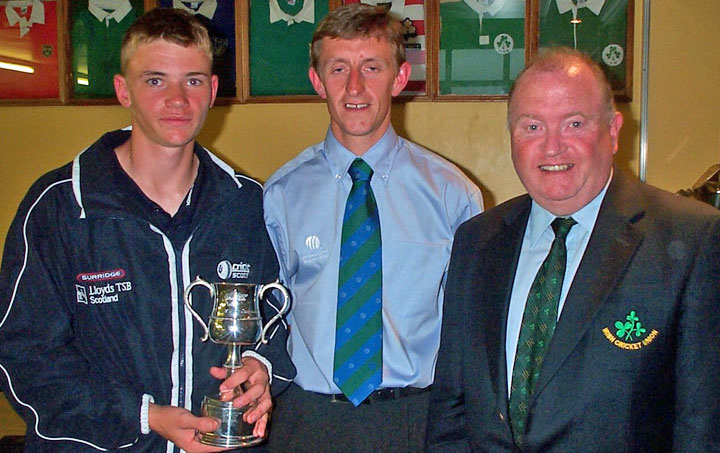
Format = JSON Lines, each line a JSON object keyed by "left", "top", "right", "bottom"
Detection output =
{"left": 427, "top": 170, "right": 720, "bottom": 452}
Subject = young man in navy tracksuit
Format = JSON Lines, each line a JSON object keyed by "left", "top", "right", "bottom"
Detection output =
{"left": 0, "top": 8, "right": 293, "bottom": 452}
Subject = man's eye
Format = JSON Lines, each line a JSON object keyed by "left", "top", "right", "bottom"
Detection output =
{"left": 527, "top": 124, "right": 539, "bottom": 131}
{"left": 146, "top": 78, "right": 160, "bottom": 86}
{"left": 571, "top": 121, "right": 583, "bottom": 128}
{"left": 188, "top": 78, "right": 202, "bottom": 86}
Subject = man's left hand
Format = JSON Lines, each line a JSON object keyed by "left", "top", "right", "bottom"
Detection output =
{"left": 210, "top": 357, "right": 271, "bottom": 438}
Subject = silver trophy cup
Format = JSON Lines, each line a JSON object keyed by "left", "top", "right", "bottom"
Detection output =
{"left": 184, "top": 277, "right": 290, "bottom": 448}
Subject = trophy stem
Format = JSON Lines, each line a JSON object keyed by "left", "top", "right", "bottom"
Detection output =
{"left": 225, "top": 343, "right": 242, "bottom": 371}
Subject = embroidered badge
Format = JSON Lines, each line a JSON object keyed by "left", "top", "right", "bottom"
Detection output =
{"left": 602, "top": 310, "right": 658, "bottom": 350}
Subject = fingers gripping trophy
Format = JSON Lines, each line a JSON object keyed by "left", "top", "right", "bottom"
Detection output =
{"left": 184, "top": 277, "right": 290, "bottom": 448}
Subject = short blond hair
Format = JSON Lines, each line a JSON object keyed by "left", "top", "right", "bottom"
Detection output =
{"left": 310, "top": 3, "right": 406, "bottom": 70}
{"left": 120, "top": 8, "right": 212, "bottom": 75}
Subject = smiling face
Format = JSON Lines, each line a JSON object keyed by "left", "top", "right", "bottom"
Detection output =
{"left": 114, "top": 39, "right": 218, "bottom": 153}
{"left": 508, "top": 62, "right": 623, "bottom": 216}
{"left": 309, "top": 37, "right": 410, "bottom": 155}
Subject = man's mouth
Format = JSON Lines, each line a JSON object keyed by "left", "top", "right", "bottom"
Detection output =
{"left": 539, "top": 164, "right": 573, "bottom": 172}
{"left": 345, "top": 103, "right": 369, "bottom": 109}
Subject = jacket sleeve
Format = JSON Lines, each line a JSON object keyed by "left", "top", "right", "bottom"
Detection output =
{"left": 672, "top": 216, "right": 720, "bottom": 450}
{"left": 426, "top": 222, "right": 472, "bottom": 452}
{"left": 0, "top": 179, "right": 143, "bottom": 450}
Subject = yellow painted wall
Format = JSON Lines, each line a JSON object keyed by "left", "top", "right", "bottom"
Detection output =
{"left": 0, "top": 1, "right": 718, "bottom": 438}
{"left": 644, "top": 2, "right": 720, "bottom": 186}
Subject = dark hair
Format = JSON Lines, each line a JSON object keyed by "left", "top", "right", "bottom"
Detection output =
{"left": 120, "top": 8, "right": 212, "bottom": 74}
{"left": 310, "top": 3, "right": 405, "bottom": 70}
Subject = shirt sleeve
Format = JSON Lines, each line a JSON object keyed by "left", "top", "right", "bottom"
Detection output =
{"left": 263, "top": 181, "right": 292, "bottom": 287}
{"left": 448, "top": 178, "right": 484, "bottom": 232}
{"left": 247, "top": 188, "right": 296, "bottom": 397}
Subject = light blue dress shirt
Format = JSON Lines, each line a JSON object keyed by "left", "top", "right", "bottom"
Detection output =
{"left": 505, "top": 174, "right": 612, "bottom": 395}
{"left": 264, "top": 127, "right": 484, "bottom": 394}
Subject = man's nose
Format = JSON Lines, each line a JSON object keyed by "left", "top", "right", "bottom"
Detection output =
{"left": 346, "top": 68, "right": 365, "bottom": 96}
{"left": 543, "top": 129, "right": 565, "bottom": 155}
{"left": 166, "top": 83, "right": 189, "bottom": 108}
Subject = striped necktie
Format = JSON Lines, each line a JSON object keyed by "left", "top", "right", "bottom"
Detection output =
{"left": 509, "top": 217, "right": 576, "bottom": 444}
{"left": 333, "top": 158, "right": 383, "bottom": 406}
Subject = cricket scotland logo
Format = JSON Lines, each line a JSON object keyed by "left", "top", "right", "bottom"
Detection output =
{"left": 602, "top": 310, "right": 658, "bottom": 350}
{"left": 217, "top": 260, "right": 251, "bottom": 280}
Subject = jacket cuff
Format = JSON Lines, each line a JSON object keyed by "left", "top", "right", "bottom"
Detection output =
{"left": 141, "top": 394, "right": 154, "bottom": 435}
{"left": 242, "top": 351, "right": 273, "bottom": 385}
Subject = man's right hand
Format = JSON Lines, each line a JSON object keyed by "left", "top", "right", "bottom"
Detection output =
{"left": 148, "top": 403, "right": 228, "bottom": 452}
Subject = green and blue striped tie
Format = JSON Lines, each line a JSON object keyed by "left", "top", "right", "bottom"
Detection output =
{"left": 333, "top": 158, "right": 383, "bottom": 406}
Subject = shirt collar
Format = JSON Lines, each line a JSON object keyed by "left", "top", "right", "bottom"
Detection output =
{"left": 526, "top": 167, "right": 613, "bottom": 248}
{"left": 172, "top": 0, "right": 218, "bottom": 20}
{"left": 322, "top": 126, "right": 400, "bottom": 185}
{"left": 5, "top": 1, "right": 44, "bottom": 37}
{"left": 555, "top": 0, "right": 606, "bottom": 16}
{"left": 463, "top": 0, "right": 506, "bottom": 17}
{"left": 88, "top": 0, "right": 133, "bottom": 25}
{"left": 269, "top": 0, "right": 315, "bottom": 26}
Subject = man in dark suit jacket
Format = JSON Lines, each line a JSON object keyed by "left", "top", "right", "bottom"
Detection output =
{"left": 427, "top": 47, "right": 720, "bottom": 452}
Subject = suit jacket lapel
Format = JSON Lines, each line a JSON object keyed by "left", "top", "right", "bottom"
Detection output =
{"left": 533, "top": 170, "right": 646, "bottom": 398}
{"left": 480, "top": 197, "right": 531, "bottom": 412}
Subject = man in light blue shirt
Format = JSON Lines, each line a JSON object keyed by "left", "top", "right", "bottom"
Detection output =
{"left": 263, "top": 4, "right": 483, "bottom": 452}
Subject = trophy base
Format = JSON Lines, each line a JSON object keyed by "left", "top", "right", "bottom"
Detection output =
{"left": 200, "top": 394, "right": 264, "bottom": 448}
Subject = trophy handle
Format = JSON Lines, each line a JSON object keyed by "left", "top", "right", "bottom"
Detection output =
{"left": 184, "top": 276, "right": 214, "bottom": 342}
{"left": 258, "top": 281, "right": 291, "bottom": 345}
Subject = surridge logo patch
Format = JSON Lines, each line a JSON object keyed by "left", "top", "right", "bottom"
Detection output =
{"left": 76, "top": 268, "right": 126, "bottom": 283}
{"left": 602, "top": 310, "right": 658, "bottom": 350}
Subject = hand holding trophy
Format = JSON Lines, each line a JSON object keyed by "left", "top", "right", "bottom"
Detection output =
{"left": 184, "top": 277, "right": 290, "bottom": 448}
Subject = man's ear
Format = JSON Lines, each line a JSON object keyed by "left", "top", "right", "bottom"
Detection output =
{"left": 114, "top": 74, "right": 131, "bottom": 108}
{"left": 308, "top": 67, "right": 327, "bottom": 99}
{"left": 391, "top": 61, "right": 411, "bottom": 97}
{"left": 609, "top": 111, "right": 623, "bottom": 155}
{"left": 209, "top": 74, "right": 219, "bottom": 107}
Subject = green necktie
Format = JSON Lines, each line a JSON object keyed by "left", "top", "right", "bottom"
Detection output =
{"left": 509, "top": 217, "right": 576, "bottom": 445}
{"left": 333, "top": 158, "right": 383, "bottom": 406}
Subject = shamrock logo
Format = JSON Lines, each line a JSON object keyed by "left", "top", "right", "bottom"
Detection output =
{"left": 602, "top": 44, "right": 624, "bottom": 67}
{"left": 615, "top": 310, "right": 647, "bottom": 341}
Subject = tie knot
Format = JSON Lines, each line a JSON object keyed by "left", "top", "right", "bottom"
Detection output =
{"left": 551, "top": 217, "right": 576, "bottom": 240}
{"left": 348, "top": 158, "right": 373, "bottom": 183}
